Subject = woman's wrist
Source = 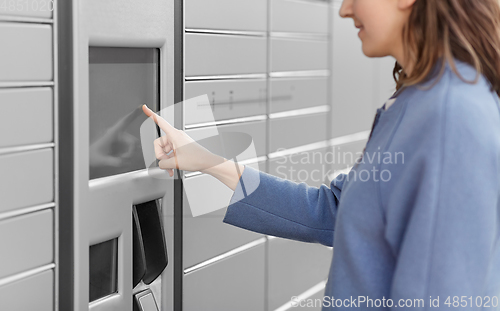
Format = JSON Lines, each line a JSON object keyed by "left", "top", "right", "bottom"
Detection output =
{"left": 202, "top": 157, "right": 245, "bottom": 191}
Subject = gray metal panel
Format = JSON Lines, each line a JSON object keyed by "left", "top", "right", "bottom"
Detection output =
{"left": 185, "top": 0, "right": 266, "bottom": 32}
{"left": 0, "top": 149, "right": 53, "bottom": 213}
{"left": 84, "top": 0, "right": 170, "bottom": 45}
{"left": 182, "top": 161, "right": 264, "bottom": 217}
{"left": 0, "top": 210, "right": 53, "bottom": 279}
{"left": 268, "top": 238, "right": 332, "bottom": 310}
{"left": 0, "top": 23, "right": 53, "bottom": 81}
{"left": 183, "top": 206, "right": 264, "bottom": 268}
{"left": 185, "top": 120, "right": 266, "bottom": 160}
{"left": 184, "top": 79, "right": 267, "bottom": 125}
{"left": 331, "top": 8, "right": 374, "bottom": 138}
{"left": 0, "top": 88, "right": 53, "bottom": 148}
{"left": 87, "top": 171, "right": 173, "bottom": 311}
{"left": 68, "top": 0, "right": 176, "bottom": 309}
{"left": 271, "top": 0, "right": 328, "bottom": 34}
{"left": 183, "top": 161, "right": 266, "bottom": 268}
{"left": 269, "top": 113, "right": 327, "bottom": 153}
{"left": 271, "top": 38, "right": 328, "bottom": 72}
{"left": 183, "top": 244, "right": 265, "bottom": 311}
{"left": 270, "top": 77, "right": 328, "bottom": 113}
{"left": 0, "top": 270, "right": 53, "bottom": 311}
{"left": 269, "top": 147, "right": 330, "bottom": 187}
{"left": 185, "top": 34, "right": 266, "bottom": 76}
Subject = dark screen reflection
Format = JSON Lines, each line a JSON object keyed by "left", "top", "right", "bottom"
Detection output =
{"left": 89, "top": 47, "right": 159, "bottom": 180}
{"left": 89, "top": 238, "right": 118, "bottom": 302}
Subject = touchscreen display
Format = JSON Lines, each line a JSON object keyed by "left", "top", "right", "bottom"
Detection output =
{"left": 89, "top": 47, "right": 159, "bottom": 180}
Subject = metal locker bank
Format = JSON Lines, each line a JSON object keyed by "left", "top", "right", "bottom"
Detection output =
{"left": 0, "top": 0, "right": 396, "bottom": 310}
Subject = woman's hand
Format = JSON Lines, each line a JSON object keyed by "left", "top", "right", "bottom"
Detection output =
{"left": 142, "top": 105, "right": 226, "bottom": 177}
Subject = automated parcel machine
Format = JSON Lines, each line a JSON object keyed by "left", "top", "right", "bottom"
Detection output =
{"left": 58, "top": 0, "right": 178, "bottom": 310}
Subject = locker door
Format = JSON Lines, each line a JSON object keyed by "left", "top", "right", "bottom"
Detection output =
{"left": 62, "top": 1, "right": 176, "bottom": 311}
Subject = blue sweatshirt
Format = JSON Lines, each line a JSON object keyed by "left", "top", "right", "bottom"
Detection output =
{"left": 222, "top": 58, "right": 500, "bottom": 310}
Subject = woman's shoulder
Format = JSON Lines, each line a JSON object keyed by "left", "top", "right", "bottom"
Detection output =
{"left": 411, "top": 59, "right": 498, "bottom": 114}
{"left": 387, "top": 59, "right": 500, "bottom": 158}
{"left": 379, "top": 60, "right": 500, "bottom": 208}
{"left": 400, "top": 59, "right": 500, "bottom": 139}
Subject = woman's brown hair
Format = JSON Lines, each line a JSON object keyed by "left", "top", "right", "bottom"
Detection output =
{"left": 394, "top": 0, "right": 500, "bottom": 97}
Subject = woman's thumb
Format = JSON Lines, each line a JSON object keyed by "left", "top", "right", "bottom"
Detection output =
{"left": 158, "top": 156, "right": 178, "bottom": 171}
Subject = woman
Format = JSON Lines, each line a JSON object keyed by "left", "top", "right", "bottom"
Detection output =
{"left": 143, "top": 0, "right": 500, "bottom": 309}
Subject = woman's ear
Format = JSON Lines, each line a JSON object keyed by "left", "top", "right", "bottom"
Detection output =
{"left": 398, "top": 0, "right": 417, "bottom": 10}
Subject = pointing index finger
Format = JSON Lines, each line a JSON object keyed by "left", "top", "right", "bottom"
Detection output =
{"left": 142, "top": 104, "right": 176, "bottom": 135}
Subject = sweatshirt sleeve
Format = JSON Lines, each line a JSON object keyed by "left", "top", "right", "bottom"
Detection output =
{"left": 382, "top": 86, "right": 500, "bottom": 309}
{"left": 222, "top": 165, "right": 348, "bottom": 247}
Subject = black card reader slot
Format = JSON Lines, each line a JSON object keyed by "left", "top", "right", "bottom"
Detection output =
{"left": 132, "top": 208, "right": 147, "bottom": 288}
{"left": 133, "top": 200, "right": 168, "bottom": 285}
